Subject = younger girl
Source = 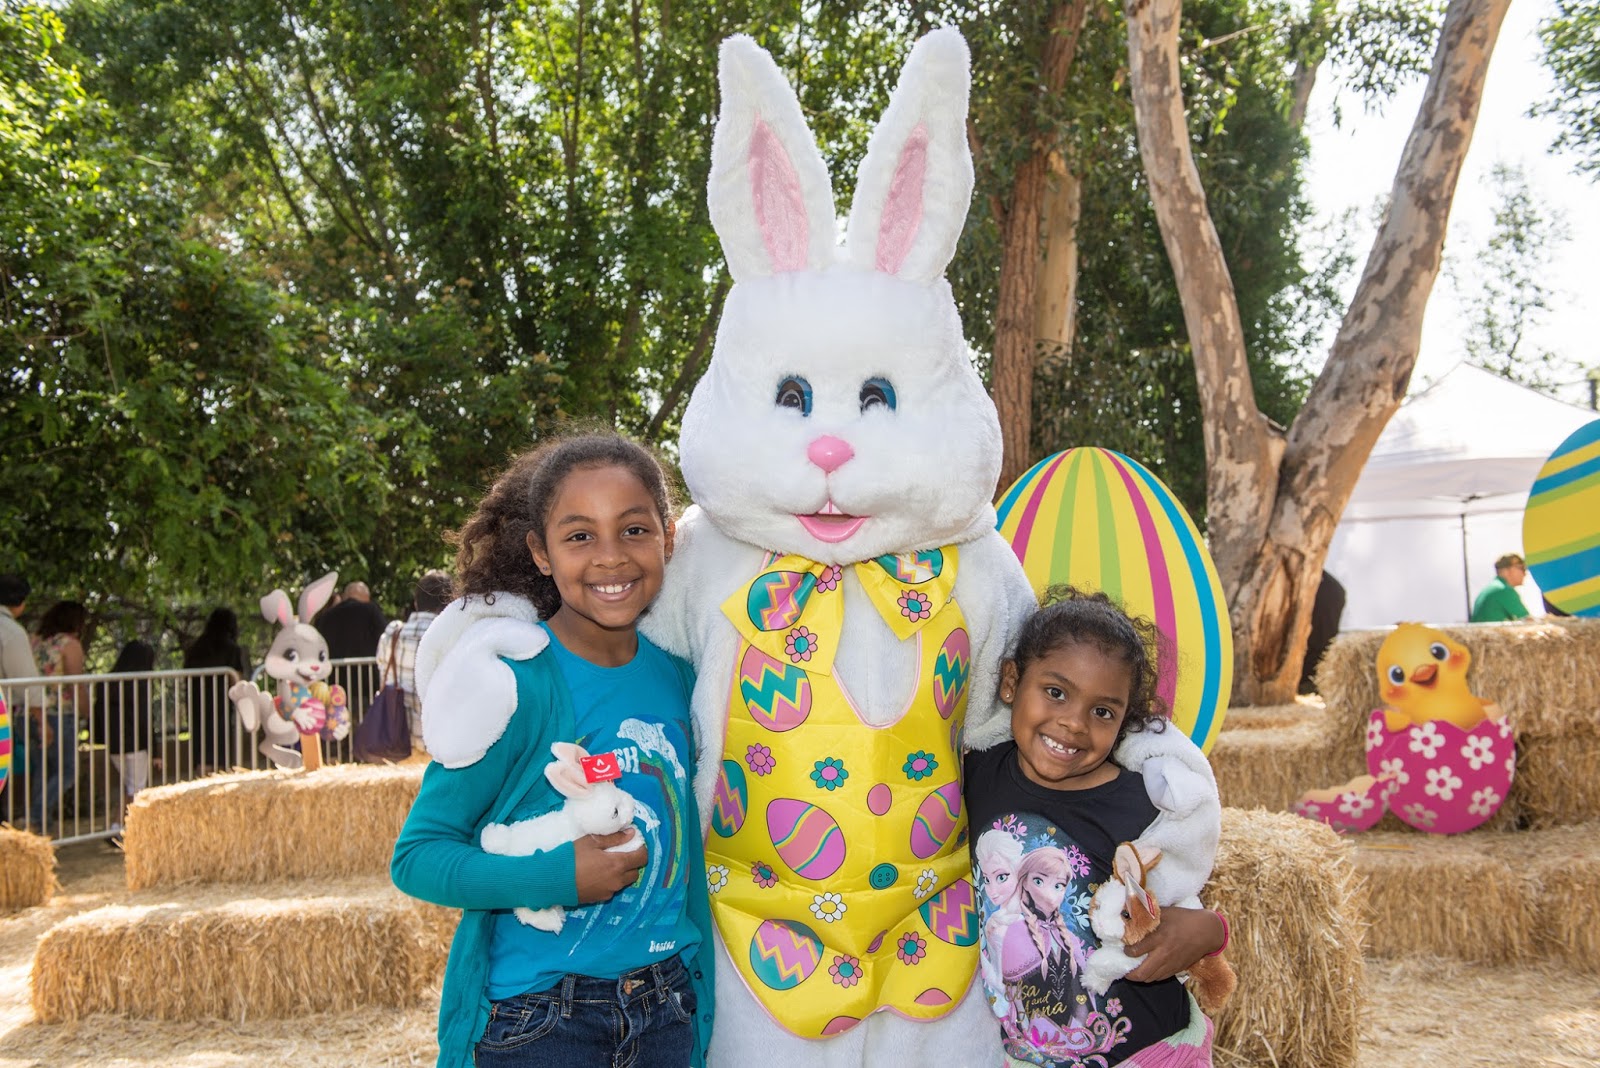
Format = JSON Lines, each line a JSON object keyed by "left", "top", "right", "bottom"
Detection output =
{"left": 965, "top": 588, "right": 1225, "bottom": 1068}
{"left": 392, "top": 432, "right": 714, "bottom": 1068}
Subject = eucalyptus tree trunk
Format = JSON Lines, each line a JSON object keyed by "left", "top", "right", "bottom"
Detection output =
{"left": 990, "top": 1, "right": 1090, "bottom": 493}
{"left": 1123, "top": 0, "right": 1511, "bottom": 705}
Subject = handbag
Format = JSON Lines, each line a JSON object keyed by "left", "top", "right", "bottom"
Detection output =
{"left": 353, "top": 633, "right": 412, "bottom": 763}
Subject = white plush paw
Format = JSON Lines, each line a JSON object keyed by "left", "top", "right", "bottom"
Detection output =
{"left": 515, "top": 905, "right": 564, "bottom": 933}
{"left": 480, "top": 822, "right": 513, "bottom": 855}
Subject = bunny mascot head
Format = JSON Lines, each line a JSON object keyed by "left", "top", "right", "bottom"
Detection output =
{"left": 639, "top": 28, "right": 1044, "bottom": 1064}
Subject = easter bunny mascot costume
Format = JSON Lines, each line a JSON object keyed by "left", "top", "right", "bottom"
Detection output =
{"left": 638, "top": 29, "right": 1038, "bottom": 1064}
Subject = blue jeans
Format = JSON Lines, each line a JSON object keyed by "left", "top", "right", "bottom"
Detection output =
{"left": 31, "top": 713, "right": 77, "bottom": 836}
{"left": 474, "top": 955, "right": 696, "bottom": 1068}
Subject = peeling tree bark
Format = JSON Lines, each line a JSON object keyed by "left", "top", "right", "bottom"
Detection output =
{"left": 1035, "top": 155, "right": 1081, "bottom": 348}
{"left": 990, "top": 1, "right": 1090, "bottom": 493}
{"left": 1123, "top": 0, "right": 1510, "bottom": 705}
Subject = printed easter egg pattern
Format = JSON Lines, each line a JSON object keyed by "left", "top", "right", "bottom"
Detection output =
{"left": 996, "top": 448, "right": 1232, "bottom": 753}
{"left": 932, "top": 628, "right": 971, "bottom": 720}
{"left": 711, "top": 759, "right": 748, "bottom": 838}
{"left": 909, "top": 781, "right": 963, "bottom": 860}
{"left": 739, "top": 646, "right": 812, "bottom": 732}
{"left": 920, "top": 877, "right": 980, "bottom": 946}
{"left": 1524, "top": 418, "right": 1600, "bottom": 617}
{"left": 767, "top": 797, "right": 847, "bottom": 880}
{"left": 749, "top": 919, "right": 824, "bottom": 991}
{"left": 867, "top": 782, "right": 893, "bottom": 816}
{"left": 746, "top": 570, "right": 818, "bottom": 632}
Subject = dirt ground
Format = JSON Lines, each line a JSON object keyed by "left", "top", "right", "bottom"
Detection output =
{"left": 1, "top": 842, "right": 1597, "bottom": 1067}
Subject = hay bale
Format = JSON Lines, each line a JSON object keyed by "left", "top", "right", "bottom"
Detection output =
{"left": 0, "top": 826, "right": 58, "bottom": 911}
{"left": 1212, "top": 701, "right": 1344, "bottom": 813}
{"left": 1313, "top": 618, "right": 1600, "bottom": 829}
{"left": 123, "top": 762, "right": 425, "bottom": 890}
{"left": 30, "top": 876, "right": 453, "bottom": 1022}
{"left": 1349, "top": 823, "right": 1600, "bottom": 973}
{"left": 1352, "top": 831, "right": 1536, "bottom": 965}
{"left": 1506, "top": 823, "right": 1600, "bottom": 971}
{"left": 1209, "top": 809, "right": 1367, "bottom": 1068}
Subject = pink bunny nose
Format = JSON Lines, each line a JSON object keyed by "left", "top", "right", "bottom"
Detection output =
{"left": 807, "top": 435, "right": 854, "bottom": 474}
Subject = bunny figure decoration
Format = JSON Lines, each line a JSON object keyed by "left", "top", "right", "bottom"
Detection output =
{"left": 229, "top": 571, "right": 349, "bottom": 771}
{"left": 636, "top": 28, "right": 1207, "bottom": 1066}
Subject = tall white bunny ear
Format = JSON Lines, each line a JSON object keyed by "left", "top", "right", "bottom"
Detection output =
{"left": 845, "top": 28, "right": 973, "bottom": 283}
{"left": 297, "top": 570, "right": 339, "bottom": 623}
{"left": 260, "top": 590, "right": 293, "bottom": 628}
{"left": 708, "top": 35, "right": 838, "bottom": 281}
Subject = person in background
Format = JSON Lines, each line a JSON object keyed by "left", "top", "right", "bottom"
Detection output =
{"left": 315, "top": 582, "right": 390, "bottom": 744}
{"left": 1470, "top": 553, "right": 1531, "bottom": 623}
{"left": 1298, "top": 571, "right": 1347, "bottom": 695}
{"left": 315, "top": 580, "right": 389, "bottom": 660}
{"left": 0, "top": 574, "right": 43, "bottom": 716}
{"left": 375, "top": 570, "right": 452, "bottom": 749}
{"left": 31, "top": 600, "right": 90, "bottom": 836}
{"left": 101, "top": 639, "right": 157, "bottom": 838}
{"left": 184, "top": 607, "right": 251, "bottom": 773}
{"left": 0, "top": 575, "right": 42, "bottom": 809}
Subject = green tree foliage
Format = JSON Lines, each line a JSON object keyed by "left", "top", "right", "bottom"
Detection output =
{"left": 938, "top": 1, "right": 1326, "bottom": 514}
{"left": 5, "top": 0, "right": 1413, "bottom": 645}
{"left": 1451, "top": 161, "right": 1576, "bottom": 390}
{"left": 1, "top": 5, "right": 402, "bottom": 650}
{"left": 1538, "top": 0, "right": 1600, "bottom": 178}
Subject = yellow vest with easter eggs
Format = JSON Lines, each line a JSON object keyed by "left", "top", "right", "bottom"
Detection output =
{"left": 706, "top": 547, "right": 980, "bottom": 1037}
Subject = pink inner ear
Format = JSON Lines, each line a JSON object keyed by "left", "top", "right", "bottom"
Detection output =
{"left": 749, "top": 118, "right": 809, "bottom": 273}
{"left": 876, "top": 123, "right": 928, "bottom": 275}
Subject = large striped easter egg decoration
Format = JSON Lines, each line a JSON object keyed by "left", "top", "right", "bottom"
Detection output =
{"left": 1524, "top": 419, "right": 1600, "bottom": 617}
{"left": 996, "top": 448, "right": 1232, "bottom": 753}
{"left": 0, "top": 697, "right": 9, "bottom": 794}
{"left": 766, "top": 798, "right": 846, "bottom": 880}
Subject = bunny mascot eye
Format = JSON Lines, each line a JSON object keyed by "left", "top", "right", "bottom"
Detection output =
{"left": 776, "top": 377, "right": 813, "bottom": 415}
{"left": 859, "top": 378, "right": 896, "bottom": 412}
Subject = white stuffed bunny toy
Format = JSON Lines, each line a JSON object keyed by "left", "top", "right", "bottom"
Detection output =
{"left": 637, "top": 27, "right": 1187, "bottom": 1066}
{"left": 1085, "top": 842, "right": 1235, "bottom": 1014}
{"left": 228, "top": 570, "right": 348, "bottom": 770}
{"left": 479, "top": 742, "right": 644, "bottom": 933}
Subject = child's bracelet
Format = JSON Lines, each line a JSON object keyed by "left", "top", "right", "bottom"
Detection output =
{"left": 1207, "top": 910, "right": 1230, "bottom": 956}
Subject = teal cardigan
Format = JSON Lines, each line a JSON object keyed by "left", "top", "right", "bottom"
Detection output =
{"left": 391, "top": 651, "right": 715, "bottom": 1067}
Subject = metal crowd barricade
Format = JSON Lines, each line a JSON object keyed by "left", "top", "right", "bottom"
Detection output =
{"left": 0, "top": 657, "right": 380, "bottom": 846}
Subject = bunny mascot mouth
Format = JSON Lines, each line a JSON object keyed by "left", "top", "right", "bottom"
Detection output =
{"left": 797, "top": 502, "right": 867, "bottom": 542}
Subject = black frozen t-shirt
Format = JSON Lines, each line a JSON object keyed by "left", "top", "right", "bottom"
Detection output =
{"left": 964, "top": 742, "right": 1190, "bottom": 1067}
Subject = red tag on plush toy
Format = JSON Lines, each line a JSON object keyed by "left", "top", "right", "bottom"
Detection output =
{"left": 581, "top": 752, "right": 622, "bottom": 783}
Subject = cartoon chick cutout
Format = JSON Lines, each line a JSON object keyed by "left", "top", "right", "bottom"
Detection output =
{"left": 1376, "top": 624, "right": 1501, "bottom": 732}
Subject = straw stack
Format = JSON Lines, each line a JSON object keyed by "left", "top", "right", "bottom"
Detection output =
{"left": 1209, "top": 809, "right": 1367, "bottom": 1068}
{"left": 30, "top": 876, "right": 455, "bottom": 1022}
{"left": 1352, "top": 822, "right": 1600, "bottom": 972}
{"left": 1210, "top": 700, "right": 1342, "bottom": 813}
{"left": 123, "top": 762, "right": 425, "bottom": 890}
{"left": 1314, "top": 618, "right": 1600, "bottom": 828}
{"left": 0, "top": 825, "right": 57, "bottom": 911}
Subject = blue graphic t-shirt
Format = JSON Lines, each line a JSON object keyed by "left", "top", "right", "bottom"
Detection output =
{"left": 964, "top": 743, "right": 1190, "bottom": 1067}
{"left": 486, "top": 627, "right": 700, "bottom": 998}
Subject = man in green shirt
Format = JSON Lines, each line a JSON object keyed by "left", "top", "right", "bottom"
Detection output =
{"left": 1470, "top": 553, "right": 1531, "bottom": 622}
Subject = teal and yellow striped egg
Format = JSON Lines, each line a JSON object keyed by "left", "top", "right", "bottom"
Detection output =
{"left": 1525, "top": 419, "right": 1600, "bottom": 617}
{"left": 996, "top": 448, "right": 1232, "bottom": 753}
{"left": 0, "top": 697, "right": 10, "bottom": 793}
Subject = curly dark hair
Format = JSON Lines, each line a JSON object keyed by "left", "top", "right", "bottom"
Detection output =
{"left": 450, "top": 430, "right": 675, "bottom": 619}
{"left": 1008, "top": 585, "right": 1169, "bottom": 741}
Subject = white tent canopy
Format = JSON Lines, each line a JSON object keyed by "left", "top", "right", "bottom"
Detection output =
{"left": 1325, "top": 363, "right": 1597, "bottom": 629}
